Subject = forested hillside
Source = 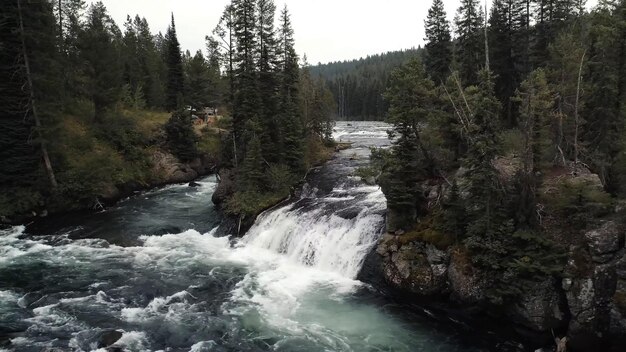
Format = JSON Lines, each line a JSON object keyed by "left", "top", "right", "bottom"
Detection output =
{"left": 366, "top": 0, "right": 626, "bottom": 348}
{"left": 0, "top": 0, "right": 335, "bottom": 222}
{"left": 309, "top": 48, "right": 422, "bottom": 120}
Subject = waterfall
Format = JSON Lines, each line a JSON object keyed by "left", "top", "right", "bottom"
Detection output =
{"left": 241, "top": 184, "right": 387, "bottom": 279}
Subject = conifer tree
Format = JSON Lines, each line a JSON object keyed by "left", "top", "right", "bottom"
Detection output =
{"left": 513, "top": 69, "right": 553, "bottom": 228}
{"left": 463, "top": 70, "right": 511, "bottom": 248}
{"left": 381, "top": 58, "right": 438, "bottom": 232}
{"left": 165, "top": 14, "right": 185, "bottom": 111}
{"left": 424, "top": 0, "right": 452, "bottom": 83}
{"left": 164, "top": 109, "right": 198, "bottom": 162}
{"left": 546, "top": 29, "right": 586, "bottom": 165}
{"left": 242, "top": 134, "right": 265, "bottom": 191}
{"left": 184, "top": 50, "right": 214, "bottom": 109}
{"left": 455, "top": 0, "right": 485, "bottom": 85}
{"left": 233, "top": 0, "right": 260, "bottom": 156}
{"left": 256, "top": 0, "right": 280, "bottom": 162}
{"left": 489, "top": 0, "right": 519, "bottom": 126}
{"left": 1, "top": 0, "right": 59, "bottom": 194}
{"left": 80, "top": 2, "right": 123, "bottom": 120}
{"left": 581, "top": 3, "right": 625, "bottom": 191}
{"left": 211, "top": 3, "right": 237, "bottom": 107}
{"left": 277, "top": 5, "right": 304, "bottom": 171}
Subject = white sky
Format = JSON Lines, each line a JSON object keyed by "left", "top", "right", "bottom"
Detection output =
{"left": 90, "top": 0, "right": 599, "bottom": 65}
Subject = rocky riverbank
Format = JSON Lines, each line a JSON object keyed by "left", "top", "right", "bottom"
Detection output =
{"left": 360, "top": 167, "right": 626, "bottom": 351}
{"left": 1, "top": 149, "right": 216, "bottom": 225}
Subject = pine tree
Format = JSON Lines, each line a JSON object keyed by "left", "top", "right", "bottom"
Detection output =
{"left": 277, "top": 5, "right": 304, "bottom": 172}
{"left": 184, "top": 50, "right": 213, "bottom": 109}
{"left": 441, "top": 181, "right": 467, "bottom": 241}
{"left": 211, "top": 3, "right": 237, "bottom": 107}
{"left": 513, "top": 69, "right": 553, "bottom": 228}
{"left": 463, "top": 70, "right": 512, "bottom": 250}
{"left": 454, "top": 0, "right": 485, "bottom": 85}
{"left": 424, "top": 0, "right": 452, "bottom": 83}
{"left": 546, "top": 28, "right": 586, "bottom": 165}
{"left": 164, "top": 109, "right": 198, "bottom": 162}
{"left": 242, "top": 134, "right": 265, "bottom": 191}
{"left": 489, "top": 0, "right": 520, "bottom": 127}
{"left": 581, "top": 3, "right": 625, "bottom": 192}
{"left": 233, "top": 0, "right": 260, "bottom": 158}
{"left": 134, "top": 16, "right": 166, "bottom": 109}
{"left": 165, "top": 14, "right": 185, "bottom": 111}
{"left": 381, "top": 58, "right": 439, "bottom": 232}
{"left": 80, "top": 2, "right": 123, "bottom": 119}
{"left": 533, "top": 0, "right": 582, "bottom": 66}
{"left": 256, "top": 0, "right": 280, "bottom": 162}
{"left": 0, "top": 0, "right": 45, "bottom": 192}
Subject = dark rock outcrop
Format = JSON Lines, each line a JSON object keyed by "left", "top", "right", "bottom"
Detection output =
{"left": 508, "top": 279, "right": 566, "bottom": 332}
{"left": 447, "top": 248, "right": 491, "bottom": 305}
{"left": 363, "top": 219, "right": 626, "bottom": 351}
{"left": 376, "top": 234, "right": 449, "bottom": 295}
{"left": 211, "top": 168, "right": 235, "bottom": 207}
{"left": 562, "top": 220, "right": 626, "bottom": 351}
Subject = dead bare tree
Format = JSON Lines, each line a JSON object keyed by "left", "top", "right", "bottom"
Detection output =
{"left": 573, "top": 50, "right": 586, "bottom": 165}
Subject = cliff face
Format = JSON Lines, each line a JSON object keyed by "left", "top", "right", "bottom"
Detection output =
{"left": 363, "top": 167, "right": 626, "bottom": 351}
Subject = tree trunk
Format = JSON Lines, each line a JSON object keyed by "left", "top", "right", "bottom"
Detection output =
{"left": 574, "top": 50, "right": 586, "bottom": 164}
{"left": 17, "top": 0, "right": 58, "bottom": 190}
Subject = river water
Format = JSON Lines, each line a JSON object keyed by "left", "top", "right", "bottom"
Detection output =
{"left": 0, "top": 122, "right": 498, "bottom": 351}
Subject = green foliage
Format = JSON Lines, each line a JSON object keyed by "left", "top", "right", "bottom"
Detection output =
{"left": 424, "top": 0, "right": 452, "bottom": 83}
{"left": 380, "top": 58, "right": 440, "bottom": 231}
{"left": 438, "top": 181, "right": 467, "bottom": 242}
{"left": 197, "top": 129, "right": 221, "bottom": 158}
{"left": 80, "top": 2, "right": 123, "bottom": 119}
{"left": 398, "top": 213, "right": 455, "bottom": 250}
{"left": 225, "top": 190, "right": 286, "bottom": 218}
{"left": 310, "top": 48, "right": 422, "bottom": 120}
{"left": 543, "top": 177, "right": 614, "bottom": 227}
{"left": 165, "top": 14, "right": 185, "bottom": 111}
{"left": 0, "top": 188, "right": 43, "bottom": 219}
{"left": 164, "top": 110, "right": 198, "bottom": 162}
{"left": 455, "top": 0, "right": 485, "bottom": 85}
{"left": 241, "top": 135, "right": 266, "bottom": 191}
{"left": 266, "top": 164, "right": 296, "bottom": 194}
{"left": 481, "top": 229, "right": 566, "bottom": 304}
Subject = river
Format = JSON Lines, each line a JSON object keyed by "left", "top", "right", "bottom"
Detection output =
{"left": 0, "top": 122, "right": 502, "bottom": 351}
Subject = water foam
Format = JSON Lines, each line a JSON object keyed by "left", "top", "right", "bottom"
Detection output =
{"left": 242, "top": 202, "right": 384, "bottom": 278}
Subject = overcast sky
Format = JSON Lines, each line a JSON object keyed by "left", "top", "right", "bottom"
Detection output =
{"left": 91, "top": 0, "right": 598, "bottom": 65}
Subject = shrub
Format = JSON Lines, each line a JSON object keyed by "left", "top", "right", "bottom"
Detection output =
{"left": 164, "top": 110, "right": 198, "bottom": 162}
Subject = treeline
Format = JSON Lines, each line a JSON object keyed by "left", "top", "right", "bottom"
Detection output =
{"left": 376, "top": 0, "right": 626, "bottom": 302}
{"left": 310, "top": 48, "right": 422, "bottom": 120}
{"left": 206, "top": 0, "right": 336, "bottom": 217}
{"left": 0, "top": 0, "right": 335, "bottom": 219}
{"left": 0, "top": 0, "right": 220, "bottom": 218}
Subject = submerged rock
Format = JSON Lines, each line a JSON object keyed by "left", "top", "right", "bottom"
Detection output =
{"left": 98, "top": 330, "right": 123, "bottom": 348}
